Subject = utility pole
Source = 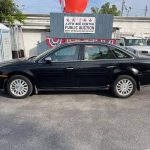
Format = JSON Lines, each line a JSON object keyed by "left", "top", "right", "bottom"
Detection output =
{"left": 127, "top": 7, "right": 132, "bottom": 16}
{"left": 127, "top": 7, "right": 131, "bottom": 16}
{"left": 121, "top": 0, "right": 125, "bottom": 16}
{"left": 145, "top": 5, "right": 148, "bottom": 16}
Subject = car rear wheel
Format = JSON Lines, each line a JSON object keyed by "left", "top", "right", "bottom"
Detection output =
{"left": 111, "top": 75, "right": 137, "bottom": 98}
{"left": 6, "top": 75, "right": 33, "bottom": 99}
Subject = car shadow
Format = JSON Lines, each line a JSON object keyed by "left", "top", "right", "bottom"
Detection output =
{"left": 38, "top": 90, "right": 114, "bottom": 97}
{"left": 0, "top": 90, "right": 115, "bottom": 99}
{"left": 0, "top": 92, "right": 12, "bottom": 99}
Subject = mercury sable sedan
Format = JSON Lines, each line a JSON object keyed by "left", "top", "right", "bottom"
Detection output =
{"left": 0, "top": 42, "right": 150, "bottom": 99}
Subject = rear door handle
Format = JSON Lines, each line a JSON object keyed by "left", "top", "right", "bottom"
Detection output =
{"left": 106, "top": 66, "right": 117, "bottom": 69}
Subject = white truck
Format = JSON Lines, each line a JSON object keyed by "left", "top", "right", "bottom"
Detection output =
{"left": 116, "top": 37, "right": 150, "bottom": 57}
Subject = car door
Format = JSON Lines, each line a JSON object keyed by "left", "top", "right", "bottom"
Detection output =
{"left": 78, "top": 44, "right": 118, "bottom": 87}
{"left": 32, "top": 45, "right": 81, "bottom": 89}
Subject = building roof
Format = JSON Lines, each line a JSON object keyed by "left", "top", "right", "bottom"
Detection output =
{"left": 0, "top": 23, "right": 10, "bottom": 30}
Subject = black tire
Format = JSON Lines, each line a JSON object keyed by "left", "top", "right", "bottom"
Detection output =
{"left": 111, "top": 75, "right": 137, "bottom": 98}
{"left": 6, "top": 75, "right": 33, "bottom": 99}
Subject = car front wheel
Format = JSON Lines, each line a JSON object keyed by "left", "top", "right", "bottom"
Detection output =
{"left": 112, "top": 75, "right": 137, "bottom": 98}
{"left": 6, "top": 75, "right": 33, "bottom": 99}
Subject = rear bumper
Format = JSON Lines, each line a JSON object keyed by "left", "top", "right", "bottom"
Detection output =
{"left": 139, "top": 73, "right": 150, "bottom": 86}
{"left": 141, "top": 84, "right": 150, "bottom": 88}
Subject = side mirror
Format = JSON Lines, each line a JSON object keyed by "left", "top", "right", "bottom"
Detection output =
{"left": 45, "top": 57, "right": 52, "bottom": 64}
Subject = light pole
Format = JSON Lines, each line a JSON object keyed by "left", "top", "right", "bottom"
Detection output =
{"left": 121, "top": 0, "right": 125, "bottom": 16}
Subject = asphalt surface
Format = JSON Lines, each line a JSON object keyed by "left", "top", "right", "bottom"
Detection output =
{"left": 0, "top": 88, "right": 150, "bottom": 150}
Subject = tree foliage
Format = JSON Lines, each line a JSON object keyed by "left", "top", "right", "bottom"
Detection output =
{"left": 91, "top": 2, "right": 121, "bottom": 16}
{"left": 0, "top": 0, "right": 26, "bottom": 24}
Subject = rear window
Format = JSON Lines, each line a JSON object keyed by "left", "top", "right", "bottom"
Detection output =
{"left": 112, "top": 48, "right": 132, "bottom": 59}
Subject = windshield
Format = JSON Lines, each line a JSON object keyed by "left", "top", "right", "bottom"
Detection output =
{"left": 125, "top": 39, "right": 147, "bottom": 46}
{"left": 115, "top": 39, "right": 125, "bottom": 46}
{"left": 34, "top": 49, "right": 54, "bottom": 61}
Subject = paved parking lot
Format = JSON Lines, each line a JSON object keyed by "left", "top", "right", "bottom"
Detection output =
{"left": 0, "top": 88, "right": 150, "bottom": 150}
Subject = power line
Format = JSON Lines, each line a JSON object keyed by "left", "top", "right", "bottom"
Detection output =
{"left": 131, "top": 7, "right": 145, "bottom": 11}
{"left": 121, "top": 0, "right": 132, "bottom": 16}
{"left": 98, "top": 0, "right": 148, "bottom": 17}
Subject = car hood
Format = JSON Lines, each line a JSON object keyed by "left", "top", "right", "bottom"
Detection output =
{"left": 126, "top": 46, "right": 150, "bottom": 51}
{"left": 0, "top": 58, "right": 34, "bottom": 68}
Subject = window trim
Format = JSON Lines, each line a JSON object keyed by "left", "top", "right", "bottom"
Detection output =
{"left": 37, "top": 43, "right": 135, "bottom": 64}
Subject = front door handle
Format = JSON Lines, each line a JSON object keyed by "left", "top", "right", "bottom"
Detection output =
{"left": 106, "top": 66, "right": 117, "bottom": 69}
{"left": 66, "top": 67, "right": 74, "bottom": 70}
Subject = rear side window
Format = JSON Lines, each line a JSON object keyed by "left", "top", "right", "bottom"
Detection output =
{"left": 84, "top": 45, "right": 115, "bottom": 60}
{"left": 113, "top": 48, "right": 132, "bottom": 59}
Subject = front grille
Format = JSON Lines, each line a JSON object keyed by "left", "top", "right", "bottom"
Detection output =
{"left": 141, "top": 51, "right": 148, "bottom": 54}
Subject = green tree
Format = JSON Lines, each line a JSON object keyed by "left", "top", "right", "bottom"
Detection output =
{"left": 91, "top": 2, "right": 121, "bottom": 16}
{"left": 0, "top": 0, "right": 26, "bottom": 24}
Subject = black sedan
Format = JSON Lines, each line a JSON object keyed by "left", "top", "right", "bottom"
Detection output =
{"left": 0, "top": 42, "right": 150, "bottom": 99}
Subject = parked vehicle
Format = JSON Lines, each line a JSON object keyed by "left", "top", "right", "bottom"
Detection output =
{"left": 120, "top": 37, "right": 150, "bottom": 57}
{"left": 146, "top": 37, "right": 150, "bottom": 46}
{"left": 0, "top": 42, "right": 150, "bottom": 99}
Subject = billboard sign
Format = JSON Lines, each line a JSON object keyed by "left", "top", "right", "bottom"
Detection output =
{"left": 50, "top": 13, "right": 113, "bottom": 39}
{"left": 64, "top": 16, "right": 96, "bottom": 34}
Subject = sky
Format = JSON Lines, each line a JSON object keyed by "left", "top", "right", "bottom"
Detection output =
{"left": 14, "top": 0, "right": 150, "bottom": 16}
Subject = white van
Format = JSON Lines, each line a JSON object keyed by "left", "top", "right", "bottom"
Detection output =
{"left": 120, "top": 37, "right": 150, "bottom": 57}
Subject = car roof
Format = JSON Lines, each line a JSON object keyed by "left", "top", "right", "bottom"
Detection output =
{"left": 57, "top": 42, "right": 114, "bottom": 47}
{"left": 121, "top": 37, "right": 143, "bottom": 40}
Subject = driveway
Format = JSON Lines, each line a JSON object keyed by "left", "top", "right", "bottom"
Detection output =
{"left": 0, "top": 88, "right": 150, "bottom": 150}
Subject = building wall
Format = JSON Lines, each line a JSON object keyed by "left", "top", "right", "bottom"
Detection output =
{"left": 113, "top": 17, "right": 150, "bottom": 37}
{"left": 22, "top": 14, "right": 50, "bottom": 57}
{"left": 22, "top": 29, "right": 49, "bottom": 57}
{"left": 22, "top": 14, "right": 150, "bottom": 57}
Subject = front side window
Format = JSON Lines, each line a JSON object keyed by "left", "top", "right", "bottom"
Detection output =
{"left": 49, "top": 46, "right": 79, "bottom": 62}
{"left": 84, "top": 45, "right": 114, "bottom": 60}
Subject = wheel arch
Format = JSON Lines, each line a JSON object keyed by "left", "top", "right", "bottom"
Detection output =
{"left": 4, "top": 71, "right": 37, "bottom": 94}
{"left": 112, "top": 69, "right": 141, "bottom": 91}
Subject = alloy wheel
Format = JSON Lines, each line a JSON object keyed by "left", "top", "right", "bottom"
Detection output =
{"left": 10, "top": 79, "right": 29, "bottom": 97}
{"left": 116, "top": 79, "right": 134, "bottom": 97}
